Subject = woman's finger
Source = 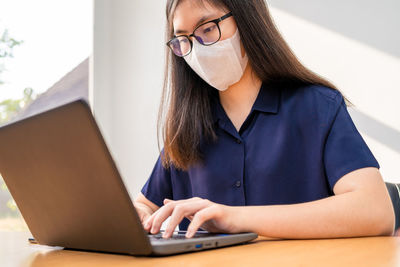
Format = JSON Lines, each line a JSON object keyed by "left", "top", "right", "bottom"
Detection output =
{"left": 186, "top": 205, "right": 220, "bottom": 238}
{"left": 141, "top": 214, "right": 151, "bottom": 231}
{"left": 134, "top": 203, "right": 151, "bottom": 223}
{"left": 163, "top": 198, "right": 172, "bottom": 204}
{"left": 163, "top": 197, "right": 201, "bottom": 205}
{"left": 143, "top": 211, "right": 156, "bottom": 231}
{"left": 143, "top": 205, "right": 165, "bottom": 232}
{"left": 148, "top": 197, "right": 202, "bottom": 234}
{"left": 148, "top": 202, "right": 176, "bottom": 234}
{"left": 163, "top": 199, "right": 210, "bottom": 238}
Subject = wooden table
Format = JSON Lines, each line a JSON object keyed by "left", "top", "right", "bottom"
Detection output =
{"left": 2, "top": 231, "right": 400, "bottom": 267}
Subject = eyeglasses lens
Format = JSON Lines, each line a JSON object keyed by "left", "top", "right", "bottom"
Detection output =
{"left": 193, "top": 22, "right": 220, "bottom": 45}
{"left": 169, "top": 21, "right": 221, "bottom": 57}
{"left": 169, "top": 36, "right": 188, "bottom": 57}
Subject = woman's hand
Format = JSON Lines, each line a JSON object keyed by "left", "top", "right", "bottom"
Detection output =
{"left": 134, "top": 202, "right": 154, "bottom": 227}
{"left": 143, "top": 197, "right": 243, "bottom": 238}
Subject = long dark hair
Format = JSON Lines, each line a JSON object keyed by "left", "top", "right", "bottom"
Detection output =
{"left": 159, "top": 0, "right": 343, "bottom": 171}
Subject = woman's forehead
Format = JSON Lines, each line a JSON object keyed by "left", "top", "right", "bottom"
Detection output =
{"left": 172, "top": 0, "right": 226, "bottom": 34}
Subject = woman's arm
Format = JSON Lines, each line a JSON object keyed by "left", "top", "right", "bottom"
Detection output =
{"left": 144, "top": 167, "right": 395, "bottom": 238}
{"left": 236, "top": 167, "right": 394, "bottom": 238}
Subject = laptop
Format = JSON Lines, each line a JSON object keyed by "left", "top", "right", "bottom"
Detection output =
{"left": 0, "top": 99, "right": 257, "bottom": 256}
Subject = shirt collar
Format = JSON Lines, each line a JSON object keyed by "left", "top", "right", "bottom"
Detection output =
{"left": 211, "top": 82, "right": 281, "bottom": 124}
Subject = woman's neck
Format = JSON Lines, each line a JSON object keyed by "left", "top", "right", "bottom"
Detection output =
{"left": 218, "top": 63, "right": 262, "bottom": 115}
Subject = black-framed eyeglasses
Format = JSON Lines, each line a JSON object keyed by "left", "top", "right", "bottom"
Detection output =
{"left": 166, "top": 12, "right": 233, "bottom": 57}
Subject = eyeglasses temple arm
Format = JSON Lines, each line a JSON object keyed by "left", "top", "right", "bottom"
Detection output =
{"left": 219, "top": 12, "right": 233, "bottom": 22}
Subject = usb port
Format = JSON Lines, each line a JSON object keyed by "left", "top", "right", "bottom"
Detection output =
{"left": 195, "top": 244, "right": 203, "bottom": 248}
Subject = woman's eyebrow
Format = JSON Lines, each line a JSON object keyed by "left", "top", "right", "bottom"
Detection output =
{"left": 174, "top": 14, "right": 214, "bottom": 35}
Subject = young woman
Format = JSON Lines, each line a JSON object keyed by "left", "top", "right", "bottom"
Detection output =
{"left": 134, "top": 0, "right": 395, "bottom": 239}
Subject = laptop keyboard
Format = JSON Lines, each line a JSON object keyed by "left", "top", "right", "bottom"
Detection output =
{"left": 148, "top": 231, "right": 215, "bottom": 241}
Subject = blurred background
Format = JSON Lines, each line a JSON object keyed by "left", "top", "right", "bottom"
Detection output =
{"left": 0, "top": 0, "right": 399, "bottom": 231}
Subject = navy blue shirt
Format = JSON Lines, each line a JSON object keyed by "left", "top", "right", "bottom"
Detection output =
{"left": 141, "top": 83, "right": 379, "bottom": 230}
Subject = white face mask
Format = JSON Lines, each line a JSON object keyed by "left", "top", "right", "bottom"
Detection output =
{"left": 183, "top": 28, "right": 248, "bottom": 91}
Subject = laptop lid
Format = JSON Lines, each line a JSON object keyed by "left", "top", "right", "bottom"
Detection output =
{"left": 0, "top": 99, "right": 153, "bottom": 255}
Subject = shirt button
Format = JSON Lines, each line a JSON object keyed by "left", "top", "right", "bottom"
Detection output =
{"left": 235, "top": 181, "right": 241, "bottom": 187}
{"left": 235, "top": 138, "right": 242, "bottom": 144}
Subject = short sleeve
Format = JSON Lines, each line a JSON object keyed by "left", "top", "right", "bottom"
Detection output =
{"left": 140, "top": 150, "right": 173, "bottom": 207}
{"left": 323, "top": 93, "right": 380, "bottom": 189}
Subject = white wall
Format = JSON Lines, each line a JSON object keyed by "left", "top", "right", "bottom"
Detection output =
{"left": 92, "top": 0, "right": 400, "bottom": 200}
{"left": 92, "top": 0, "right": 165, "bottom": 197}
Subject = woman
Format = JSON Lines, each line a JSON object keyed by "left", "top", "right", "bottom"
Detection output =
{"left": 134, "top": 0, "right": 394, "bottom": 239}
